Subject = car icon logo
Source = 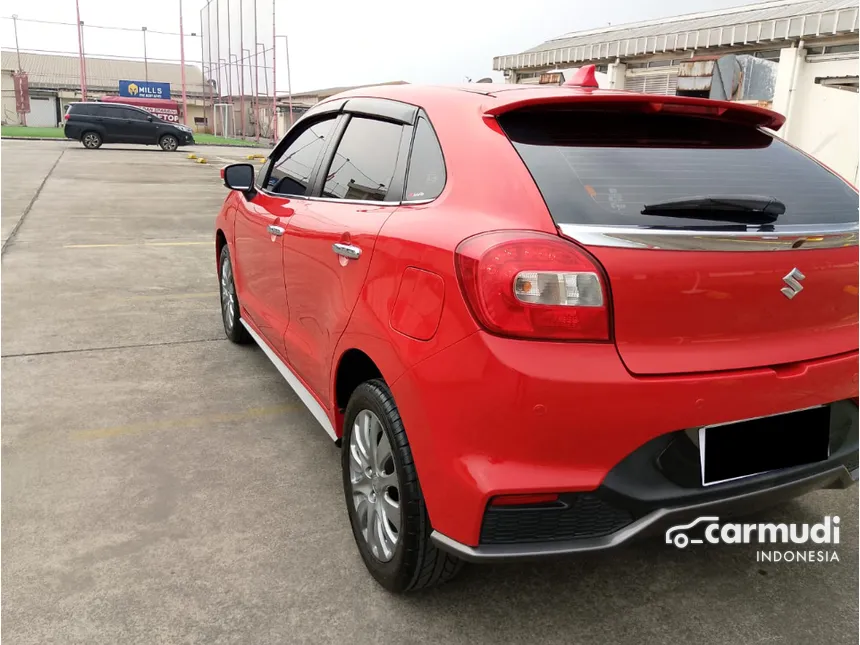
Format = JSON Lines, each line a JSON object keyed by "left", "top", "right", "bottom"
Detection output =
{"left": 665, "top": 516, "right": 720, "bottom": 548}
{"left": 781, "top": 267, "right": 805, "bottom": 299}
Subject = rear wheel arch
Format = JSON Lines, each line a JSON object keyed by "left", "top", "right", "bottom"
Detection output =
{"left": 335, "top": 349, "right": 384, "bottom": 409}
{"left": 334, "top": 349, "right": 384, "bottom": 433}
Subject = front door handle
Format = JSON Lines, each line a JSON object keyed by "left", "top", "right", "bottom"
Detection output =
{"left": 332, "top": 243, "right": 361, "bottom": 260}
{"left": 267, "top": 225, "right": 285, "bottom": 236}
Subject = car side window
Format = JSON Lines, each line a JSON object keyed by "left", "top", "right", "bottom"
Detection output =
{"left": 125, "top": 109, "right": 150, "bottom": 121}
{"left": 321, "top": 117, "right": 404, "bottom": 201}
{"left": 267, "top": 117, "right": 337, "bottom": 196}
{"left": 404, "top": 117, "right": 446, "bottom": 201}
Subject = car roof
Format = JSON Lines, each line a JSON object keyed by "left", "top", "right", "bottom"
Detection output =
{"left": 325, "top": 83, "right": 785, "bottom": 130}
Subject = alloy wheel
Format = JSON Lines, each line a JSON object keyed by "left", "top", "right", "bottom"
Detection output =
{"left": 83, "top": 133, "right": 100, "bottom": 148}
{"left": 220, "top": 256, "right": 236, "bottom": 332}
{"left": 348, "top": 409, "right": 401, "bottom": 562}
{"left": 162, "top": 136, "right": 178, "bottom": 151}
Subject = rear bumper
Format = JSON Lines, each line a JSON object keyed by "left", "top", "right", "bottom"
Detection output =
{"left": 431, "top": 464, "right": 858, "bottom": 562}
{"left": 389, "top": 331, "right": 859, "bottom": 547}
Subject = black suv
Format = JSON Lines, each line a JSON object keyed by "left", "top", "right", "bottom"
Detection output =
{"left": 63, "top": 102, "right": 195, "bottom": 150}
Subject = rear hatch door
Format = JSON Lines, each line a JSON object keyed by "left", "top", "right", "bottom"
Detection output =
{"left": 499, "top": 103, "right": 858, "bottom": 375}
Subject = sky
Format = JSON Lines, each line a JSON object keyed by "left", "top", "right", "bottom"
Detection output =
{"left": 1, "top": 0, "right": 763, "bottom": 93}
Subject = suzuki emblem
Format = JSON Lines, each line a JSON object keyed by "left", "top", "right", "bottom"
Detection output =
{"left": 781, "top": 268, "right": 806, "bottom": 299}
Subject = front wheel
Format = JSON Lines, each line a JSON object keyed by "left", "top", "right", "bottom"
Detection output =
{"left": 159, "top": 134, "right": 179, "bottom": 151}
{"left": 219, "top": 245, "right": 251, "bottom": 344}
{"left": 343, "top": 380, "right": 463, "bottom": 592}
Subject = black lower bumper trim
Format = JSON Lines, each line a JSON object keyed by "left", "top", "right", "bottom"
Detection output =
{"left": 432, "top": 465, "right": 858, "bottom": 562}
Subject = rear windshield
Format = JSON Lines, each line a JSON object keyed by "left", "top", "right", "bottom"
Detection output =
{"left": 500, "top": 109, "right": 858, "bottom": 228}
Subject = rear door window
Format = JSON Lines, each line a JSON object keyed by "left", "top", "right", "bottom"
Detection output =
{"left": 499, "top": 109, "right": 858, "bottom": 228}
{"left": 321, "top": 117, "right": 405, "bottom": 201}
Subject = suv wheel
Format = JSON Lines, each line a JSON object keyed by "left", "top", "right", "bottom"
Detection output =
{"left": 343, "top": 380, "right": 463, "bottom": 592}
{"left": 159, "top": 134, "right": 179, "bottom": 151}
{"left": 82, "top": 132, "right": 102, "bottom": 149}
{"left": 219, "top": 245, "right": 251, "bottom": 344}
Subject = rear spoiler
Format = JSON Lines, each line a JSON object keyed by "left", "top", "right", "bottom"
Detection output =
{"left": 484, "top": 93, "right": 785, "bottom": 131}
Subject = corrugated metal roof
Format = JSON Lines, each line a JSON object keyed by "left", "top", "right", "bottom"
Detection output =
{"left": 1, "top": 50, "right": 207, "bottom": 95}
{"left": 494, "top": 0, "right": 859, "bottom": 71}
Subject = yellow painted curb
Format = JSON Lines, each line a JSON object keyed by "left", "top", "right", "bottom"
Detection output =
{"left": 258, "top": 157, "right": 266, "bottom": 163}
{"left": 187, "top": 153, "right": 197, "bottom": 159}
{"left": 246, "top": 154, "right": 257, "bottom": 160}
{"left": 197, "top": 158, "right": 208, "bottom": 164}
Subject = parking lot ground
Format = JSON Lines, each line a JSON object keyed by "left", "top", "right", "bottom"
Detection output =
{"left": 2, "top": 139, "right": 858, "bottom": 644}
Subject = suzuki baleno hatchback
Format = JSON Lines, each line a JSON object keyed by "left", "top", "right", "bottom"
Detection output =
{"left": 215, "top": 70, "right": 859, "bottom": 592}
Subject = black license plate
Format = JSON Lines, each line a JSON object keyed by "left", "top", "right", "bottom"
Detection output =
{"left": 700, "top": 406, "right": 831, "bottom": 486}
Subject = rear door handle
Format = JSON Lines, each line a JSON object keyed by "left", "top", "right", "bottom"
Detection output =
{"left": 267, "top": 225, "right": 285, "bottom": 236}
{"left": 332, "top": 243, "right": 361, "bottom": 260}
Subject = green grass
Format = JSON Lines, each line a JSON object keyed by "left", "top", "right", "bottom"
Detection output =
{"left": 2, "top": 126, "right": 66, "bottom": 138}
{"left": 1, "top": 126, "right": 268, "bottom": 148}
{"left": 193, "top": 133, "right": 268, "bottom": 147}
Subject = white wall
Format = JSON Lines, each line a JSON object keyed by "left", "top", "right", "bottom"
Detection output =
{"left": 774, "top": 50, "right": 859, "bottom": 185}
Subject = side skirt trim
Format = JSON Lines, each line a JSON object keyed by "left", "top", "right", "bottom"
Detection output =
{"left": 241, "top": 319, "right": 338, "bottom": 441}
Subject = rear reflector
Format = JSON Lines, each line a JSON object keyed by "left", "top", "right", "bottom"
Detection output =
{"left": 491, "top": 493, "right": 560, "bottom": 506}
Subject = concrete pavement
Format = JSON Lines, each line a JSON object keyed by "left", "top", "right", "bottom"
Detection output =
{"left": 1, "top": 139, "right": 857, "bottom": 644}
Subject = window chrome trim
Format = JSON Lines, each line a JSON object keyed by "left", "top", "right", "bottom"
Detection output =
{"left": 305, "top": 196, "right": 402, "bottom": 206}
{"left": 557, "top": 223, "right": 859, "bottom": 251}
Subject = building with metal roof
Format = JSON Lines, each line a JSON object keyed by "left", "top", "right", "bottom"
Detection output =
{"left": 1, "top": 50, "right": 207, "bottom": 96}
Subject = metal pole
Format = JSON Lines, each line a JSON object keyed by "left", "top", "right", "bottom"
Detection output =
{"left": 253, "top": 0, "right": 259, "bottom": 142}
{"left": 215, "top": 0, "right": 221, "bottom": 101}
{"left": 142, "top": 27, "right": 149, "bottom": 81}
{"left": 239, "top": 0, "right": 244, "bottom": 136}
{"left": 277, "top": 35, "right": 293, "bottom": 126}
{"left": 205, "top": 2, "right": 216, "bottom": 132}
{"left": 74, "top": 0, "right": 87, "bottom": 101}
{"left": 179, "top": 0, "right": 189, "bottom": 125}
{"left": 259, "top": 46, "right": 269, "bottom": 100}
{"left": 272, "top": 0, "right": 277, "bottom": 142}
{"left": 200, "top": 6, "right": 209, "bottom": 132}
{"left": 226, "top": 0, "right": 233, "bottom": 106}
{"left": 80, "top": 22, "right": 88, "bottom": 97}
{"left": 218, "top": 58, "right": 233, "bottom": 104}
{"left": 12, "top": 14, "right": 26, "bottom": 125}
{"left": 230, "top": 53, "right": 239, "bottom": 136}
{"left": 12, "top": 14, "right": 22, "bottom": 71}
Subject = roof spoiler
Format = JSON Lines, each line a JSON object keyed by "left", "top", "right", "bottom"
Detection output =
{"left": 484, "top": 93, "right": 785, "bottom": 131}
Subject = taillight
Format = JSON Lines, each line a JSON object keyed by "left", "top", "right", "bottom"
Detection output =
{"left": 63, "top": 113, "right": 70, "bottom": 120}
{"left": 455, "top": 230, "right": 609, "bottom": 341}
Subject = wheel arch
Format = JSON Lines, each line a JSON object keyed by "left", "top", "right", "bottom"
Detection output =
{"left": 332, "top": 348, "right": 385, "bottom": 436}
{"left": 215, "top": 228, "right": 227, "bottom": 269}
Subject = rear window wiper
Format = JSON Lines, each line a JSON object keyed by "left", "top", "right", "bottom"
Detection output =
{"left": 641, "top": 195, "right": 785, "bottom": 223}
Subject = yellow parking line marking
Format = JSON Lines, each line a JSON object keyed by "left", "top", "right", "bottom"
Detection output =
{"left": 63, "top": 241, "right": 210, "bottom": 249}
{"left": 72, "top": 404, "right": 297, "bottom": 440}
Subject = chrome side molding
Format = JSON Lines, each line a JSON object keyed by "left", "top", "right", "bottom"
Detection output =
{"left": 240, "top": 320, "right": 338, "bottom": 441}
{"left": 558, "top": 223, "right": 859, "bottom": 251}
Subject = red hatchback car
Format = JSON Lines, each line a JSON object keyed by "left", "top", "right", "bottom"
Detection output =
{"left": 215, "top": 73, "right": 859, "bottom": 592}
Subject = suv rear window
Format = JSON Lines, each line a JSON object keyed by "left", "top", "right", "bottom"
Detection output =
{"left": 500, "top": 109, "right": 858, "bottom": 228}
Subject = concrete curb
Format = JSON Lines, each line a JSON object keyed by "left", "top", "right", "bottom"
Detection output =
{"left": 1, "top": 136, "right": 271, "bottom": 149}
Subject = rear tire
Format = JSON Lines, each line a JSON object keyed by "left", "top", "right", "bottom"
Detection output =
{"left": 342, "top": 380, "right": 463, "bottom": 592}
{"left": 219, "top": 245, "right": 251, "bottom": 344}
{"left": 159, "top": 134, "right": 179, "bottom": 151}
{"left": 82, "top": 131, "right": 102, "bottom": 149}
